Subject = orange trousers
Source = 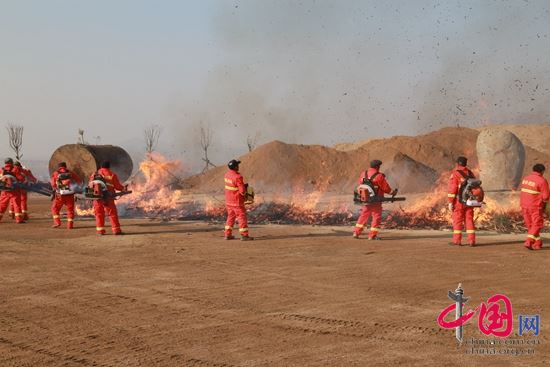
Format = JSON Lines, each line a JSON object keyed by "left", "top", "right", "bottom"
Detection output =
{"left": 93, "top": 199, "right": 121, "bottom": 234}
{"left": 452, "top": 203, "right": 475, "bottom": 245}
{"left": 354, "top": 204, "right": 382, "bottom": 238}
{"left": 0, "top": 190, "right": 23, "bottom": 223}
{"left": 10, "top": 190, "right": 29, "bottom": 219}
{"left": 522, "top": 207, "right": 544, "bottom": 248}
{"left": 52, "top": 194, "right": 75, "bottom": 228}
{"left": 225, "top": 205, "right": 249, "bottom": 237}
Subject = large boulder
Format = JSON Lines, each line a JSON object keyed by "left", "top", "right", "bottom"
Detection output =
{"left": 476, "top": 128, "right": 525, "bottom": 190}
{"left": 384, "top": 152, "right": 439, "bottom": 193}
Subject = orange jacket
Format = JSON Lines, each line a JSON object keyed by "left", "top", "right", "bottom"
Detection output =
{"left": 224, "top": 169, "right": 246, "bottom": 207}
{"left": 92, "top": 168, "right": 125, "bottom": 193}
{"left": 1, "top": 164, "right": 25, "bottom": 182}
{"left": 51, "top": 168, "right": 82, "bottom": 190}
{"left": 21, "top": 168, "right": 37, "bottom": 184}
{"left": 358, "top": 168, "right": 392, "bottom": 197}
{"left": 520, "top": 171, "right": 550, "bottom": 209}
{"left": 447, "top": 165, "right": 475, "bottom": 204}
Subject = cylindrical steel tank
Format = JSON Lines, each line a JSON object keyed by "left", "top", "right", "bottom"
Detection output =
{"left": 49, "top": 144, "right": 133, "bottom": 182}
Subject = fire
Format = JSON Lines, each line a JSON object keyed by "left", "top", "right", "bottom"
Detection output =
{"left": 120, "top": 152, "right": 186, "bottom": 216}
{"left": 72, "top": 154, "right": 547, "bottom": 233}
{"left": 76, "top": 205, "right": 95, "bottom": 217}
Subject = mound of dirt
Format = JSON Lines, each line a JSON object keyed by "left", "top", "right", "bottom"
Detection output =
{"left": 183, "top": 125, "right": 550, "bottom": 195}
{"left": 184, "top": 141, "right": 354, "bottom": 194}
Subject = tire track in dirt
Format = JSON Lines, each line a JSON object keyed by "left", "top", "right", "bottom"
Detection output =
{"left": 0, "top": 336, "right": 115, "bottom": 367}
{"left": 0, "top": 290, "right": 189, "bottom": 366}
{"left": 264, "top": 313, "right": 446, "bottom": 345}
{"left": 186, "top": 358, "right": 243, "bottom": 367}
{"left": 145, "top": 285, "right": 447, "bottom": 347}
{"left": 0, "top": 335, "right": 241, "bottom": 367}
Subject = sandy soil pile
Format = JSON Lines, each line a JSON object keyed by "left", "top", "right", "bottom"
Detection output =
{"left": 184, "top": 125, "right": 550, "bottom": 195}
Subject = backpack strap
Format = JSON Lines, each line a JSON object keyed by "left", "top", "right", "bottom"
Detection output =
{"left": 368, "top": 172, "right": 380, "bottom": 181}
{"left": 457, "top": 169, "right": 474, "bottom": 180}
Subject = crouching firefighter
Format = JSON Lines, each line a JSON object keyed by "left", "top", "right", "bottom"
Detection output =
{"left": 353, "top": 159, "right": 398, "bottom": 240}
{"left": 0, "top": 158, "right": 25, "bottom": 223}
{"left": 447, "top": 156, "right": 484, "bottom": 247}
{"left": 51, "top": 162, "right": 82, "bottom": 228}
{"left": 224, "top": 159, "right": 253, "bottom": 241}
{"left": 89, "top": 161, "right": 128, "bottom": 235}
{"left": 520, "top": 163, "right": 549, "bottom": 250}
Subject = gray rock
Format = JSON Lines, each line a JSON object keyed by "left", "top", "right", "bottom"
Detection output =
{"left": 476, "top": 128, "right": 525, "bottom": 190}
{"left": 385, "top": 152, "right": 438, "bottom": 193}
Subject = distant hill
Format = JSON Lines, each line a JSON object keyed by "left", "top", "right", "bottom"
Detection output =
{"left": 183, "top": 125, "right": 550, "bottom": 195}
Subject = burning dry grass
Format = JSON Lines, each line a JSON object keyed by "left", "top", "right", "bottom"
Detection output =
{"left": 88, "top": 153, "right": 548, "bottom": 234}
{"left": 121, "top": 198, "right": 545, "bottom": 234}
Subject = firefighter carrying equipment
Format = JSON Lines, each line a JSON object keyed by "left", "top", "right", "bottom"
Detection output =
{"left": 84, "top": 170, "right": 131, "bottom": 201}
{"left": 457, "top": 170, "right": 484, "bottom": 207}
{"left": 86, "top": 174, "right": 108, "bottom": 199}
{"left": 244, "top": 184, "right": 255, "bottom": 205}
{"left": 56, "top": 172, "right": 76, "bottom": 195}
{"left": 0, "top": 173, "right": 18, "bottom": 191}
{"left": 84, "top": 175, "right": 131, "bottom": 200}
{"left": 353, "top": 171, "right": 406, "bottom": 205}
{"left": 353, "top": 172, "right": 380, "bottom": 204}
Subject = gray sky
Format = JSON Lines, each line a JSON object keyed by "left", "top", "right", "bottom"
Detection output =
{"left": 1, "top": 0, "right": 549, "bottom": 172}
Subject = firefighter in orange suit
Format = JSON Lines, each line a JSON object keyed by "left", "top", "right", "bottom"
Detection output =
{"left": 353, "top": 160, "right": 395, "bottom": 240}
{"left": 51, "top": 162, "right": 82, "bottom": 228}
{"left": 0, "top": 158, "right": 25, "bottom": 223}
{"left": 90, "top": 161, "right": 125, "bottom": 235}
{"left": 224, "top": 159, "right": 253, "bottom": 241}
{"left": 13, "top": 161, "right": 37, "bottom": 220}
{"left": 520, "top": 164, "right": 549, "bottom": 250}
{"left": 447, "top": 156, "right": 477, "bottom": 246}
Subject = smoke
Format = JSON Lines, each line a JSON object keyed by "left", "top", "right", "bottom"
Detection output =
{"left": 416, "top": 1, "right": 550, "bottom": 131}
{"left": 168, "top": 0, "right": 550, "bottom": 172}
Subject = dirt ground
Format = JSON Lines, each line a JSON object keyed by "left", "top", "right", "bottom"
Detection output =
{"left": 1, "top": 197, "right": 549, "bottom": 367}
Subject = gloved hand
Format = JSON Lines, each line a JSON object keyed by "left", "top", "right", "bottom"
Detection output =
{"left": 448, "top": 203, "right": 454, "bottom": 211}
{"left": 390, "top": 188, "right": 398, "bottom": 196}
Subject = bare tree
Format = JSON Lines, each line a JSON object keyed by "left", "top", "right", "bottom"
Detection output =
{"left": 144, "top": 124, "right": 162, "bottom": 154}
{"left": 6, "top": 124, "right": 24, "bottom": 160}
{"left": 200, "top": 124, "right": 216, "bottom": 172}
{"left": 246, "top": 131, "right": 260, "bottom": 152}
{"left": 77, "top": 129, "right": 88, "bottom": 144}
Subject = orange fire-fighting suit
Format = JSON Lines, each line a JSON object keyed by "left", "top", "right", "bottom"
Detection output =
{"left": 353, "top": 168, "right": 393, "bottom": 239}
{"left": 224, "top": 169, "right": 250, "bottom": 238}
{"left": 520, "top": 171, "right": 550, "bottom": 249}
{"left": 0, "top": 163, "right": 25, "bottom": 223}
{"left": 91, "top": 168, "right": 124, "bottom": 235}
{"left": 10, "top": 167, "right": 37, "bottom": 220}
{"left": 51, "top": 167, "right": 82, "bottom": 228}
{"left": 447, "top": 165, "right": 476, "bottom": 246}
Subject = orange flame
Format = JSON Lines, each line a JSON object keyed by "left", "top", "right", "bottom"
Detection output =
{"left": 120, "top": 152, "right": 186, "bottom": 214}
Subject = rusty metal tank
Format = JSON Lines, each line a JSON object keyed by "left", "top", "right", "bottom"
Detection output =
{"left": 49, "top": 144, "right": 133, "bottom": 182}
